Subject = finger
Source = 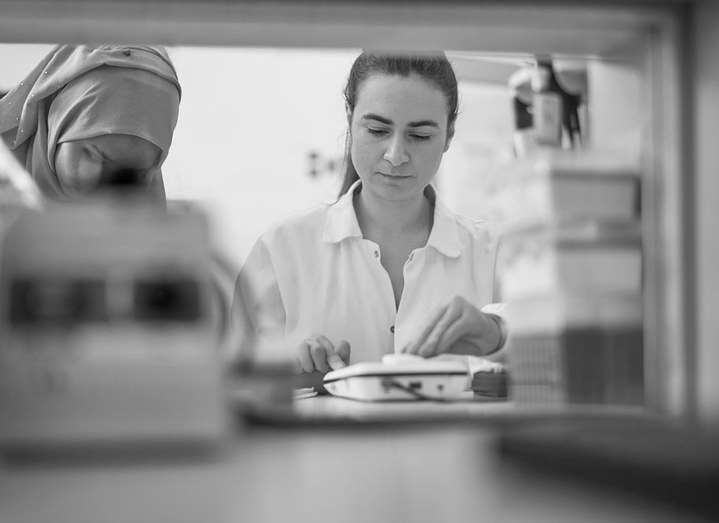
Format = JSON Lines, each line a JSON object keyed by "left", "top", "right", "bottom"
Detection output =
{"left": 309, "top": 341, "right": 330, "bottom": 373}
{"left": 292, "top": 357, "right": 303, "bottom": 374}
{"left": 325, "top": 351, "right": 347, "bottom": 371}
{"left": 335, "top": 340, "right": 351, "bottom": 365}
{"left": 433, "top": 310, "right": 470, "bottom": 356}
{"left": 296, "top": 341, "right": 315, "bottom": 373}
{"left": 435, "top": 305, "right": 496, "bottom": 355}
{"left": 405, "top": 304, "right": 448, "bottom": 354}
{"left": 415, "top": 316, "right": 450, "bottom": 357}
{"left": 317, "top": 335, "right": 346, "bottom": 371}
{"left": 318, "top": 336, "right": 350, "bottom": 370}
{"left": 317, "top": 335, "right": 335, "bottom": 355}
{"left": 318, "top": 335, "right": 343, "bottom": 370}
{"left": 417, "top": 305, "right": 463, "bottom": 358}
{"left": 415, "top": 302, "right": 460, "bottom": 357}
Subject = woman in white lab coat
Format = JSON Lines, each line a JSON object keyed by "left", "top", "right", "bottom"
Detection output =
{"left": 234, "top": 51, "right": 506, "bottom": 373}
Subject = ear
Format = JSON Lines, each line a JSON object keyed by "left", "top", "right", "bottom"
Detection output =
{"left": 443, "top": 123, "right": 455, "bottom": 153}
{"left": 345, "top": 104, "right": 353, "bottom": 126}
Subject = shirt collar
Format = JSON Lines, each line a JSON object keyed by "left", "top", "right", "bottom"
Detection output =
{"left": 322, "top": 179, "right": 461, "bottom": 258}
{"left": 322, "top": 179, "right": 364, "bottom": 243}
{"left": 426, "top": 185, "right": 462, "bottom": 258}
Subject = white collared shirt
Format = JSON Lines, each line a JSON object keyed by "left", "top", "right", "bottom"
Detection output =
{"left": 232, "top": 181, "right": 503, "bottom": 364}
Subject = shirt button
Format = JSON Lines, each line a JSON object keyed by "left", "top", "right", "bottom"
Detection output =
{"left": 374, "top": 250, "right": 379, "bottom": 258}
{"left": 390, "top": 325, "right": 395, "bottom": 334}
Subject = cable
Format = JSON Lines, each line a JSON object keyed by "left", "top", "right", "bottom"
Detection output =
{"left": 379, "top": 378, "right": 453, "bottom": 402}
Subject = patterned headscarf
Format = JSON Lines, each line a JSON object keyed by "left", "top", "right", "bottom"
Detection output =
{"left": 0, "top": 45, "right": 181, "bottom": 201}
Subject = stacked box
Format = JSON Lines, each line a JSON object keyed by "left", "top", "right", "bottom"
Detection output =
{"left": 510, "top": 329, "right": 643, "bottom": 405}
{"left": 494, "top": 151, "right": 643, "bottom": 406}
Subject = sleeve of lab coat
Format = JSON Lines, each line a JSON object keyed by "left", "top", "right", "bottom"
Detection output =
{"left": 230, "top": 236, "right": 287, "bottom": 364}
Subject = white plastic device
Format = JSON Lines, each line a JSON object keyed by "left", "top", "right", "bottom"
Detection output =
{"left": 323, "top": 354, "right": 470, "bottom": 402}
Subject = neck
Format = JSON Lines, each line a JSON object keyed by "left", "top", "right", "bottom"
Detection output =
{"left": 354, "top": 186, "right": 433, "bottom": 237}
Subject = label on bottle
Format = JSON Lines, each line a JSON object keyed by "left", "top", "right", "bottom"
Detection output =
{"left": 533, "top": 92, "right": 563, "bottom": 147}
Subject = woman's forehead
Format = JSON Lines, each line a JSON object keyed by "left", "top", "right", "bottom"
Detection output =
{"left": 355, "top": 73, "right": 448, "bottom": 122}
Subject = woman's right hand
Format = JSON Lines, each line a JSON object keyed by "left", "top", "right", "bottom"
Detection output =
{"left": 295, "top": 335, "right": 351, "bottom": 373}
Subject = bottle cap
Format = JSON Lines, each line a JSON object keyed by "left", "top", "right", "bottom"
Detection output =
{"left": 531, "top": 66, "right": 551, "bottom": 92}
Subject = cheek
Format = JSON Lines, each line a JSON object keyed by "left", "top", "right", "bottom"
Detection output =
{"left": 350, "top": 135, "right": 380, "bottom": 175}
{"left": 416, "top": 143, "right": 446, "bottom": 174}
{"left": 54, "top": 146, "right": 101, "bottom": 189}
{"left": 53, "top": 146, "right": 76, "bottom": 183}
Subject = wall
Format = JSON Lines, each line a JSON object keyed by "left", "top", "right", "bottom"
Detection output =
{"left": 0, "top": 44, "right": 53, "bottom": 90}
{"left": 162, "top": 47, "right": 356, "bottom": 268}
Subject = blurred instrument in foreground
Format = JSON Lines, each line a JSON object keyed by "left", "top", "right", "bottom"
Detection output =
{"left": 0, "top": 194, "right": 226, "bottom": 453}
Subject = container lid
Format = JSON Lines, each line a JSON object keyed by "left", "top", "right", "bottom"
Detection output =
{"left": 532, "top": 66, "right": 551, "bottom": 92}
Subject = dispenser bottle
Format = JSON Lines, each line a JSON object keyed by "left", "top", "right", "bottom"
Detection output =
{"left": 531, "top": 65, "right": 563, "bottom": 148}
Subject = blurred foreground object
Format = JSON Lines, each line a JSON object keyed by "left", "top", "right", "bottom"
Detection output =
{"left": 498, "top": 418, "right": 719, "bottom": 519}
{"left": 0, "top": 138, "right": 42, "bottom": 234}
{"left": 497, "top": 151, "right": 643, "bottom": 406}
{"left": 0, "top": 194, "right": 225, "bottom": 452}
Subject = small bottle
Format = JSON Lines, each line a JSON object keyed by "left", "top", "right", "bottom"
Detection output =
{"left": 531, "top": 66, "right": 563, "bottom": 147}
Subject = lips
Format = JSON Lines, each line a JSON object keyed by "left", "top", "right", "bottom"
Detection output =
{"left": 378, "top": 172, "right": 410, "bottom": 179}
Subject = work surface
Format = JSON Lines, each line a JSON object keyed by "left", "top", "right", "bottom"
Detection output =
{"left": 0, "top": 397, "right": 710, "bottom": 523}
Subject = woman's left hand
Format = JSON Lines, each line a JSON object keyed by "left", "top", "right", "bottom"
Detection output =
{"left": 402, "top": 295, "right": 501, "bottom": 358}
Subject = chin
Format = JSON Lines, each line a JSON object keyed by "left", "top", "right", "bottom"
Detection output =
{"left": 373, "top": 183, "right": 422, "bottom": 201}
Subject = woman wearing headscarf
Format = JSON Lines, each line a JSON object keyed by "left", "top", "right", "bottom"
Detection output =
{"left": 0, "top": 45, "right": 181, "bottom": 202}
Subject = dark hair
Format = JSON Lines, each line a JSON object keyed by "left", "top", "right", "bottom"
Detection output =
{"left": 338, "top": 51, "right": 459, "bottom": 197}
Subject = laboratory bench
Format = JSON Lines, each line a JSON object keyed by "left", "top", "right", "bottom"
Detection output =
{"left": 0, "top": 395, "right": 716, "bottom": 523}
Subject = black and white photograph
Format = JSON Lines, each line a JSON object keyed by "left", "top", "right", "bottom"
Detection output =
{"left": 0, "top": 1, "right": 716, "bottom": 522}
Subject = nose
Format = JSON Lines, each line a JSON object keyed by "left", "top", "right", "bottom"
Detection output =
{"left": 383, "top": 135, "right": 409, "bottom": 166}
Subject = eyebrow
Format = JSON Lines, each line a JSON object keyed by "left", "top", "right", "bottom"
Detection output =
{"left": 361, "top": 113, "right": 439, "bottom": 128}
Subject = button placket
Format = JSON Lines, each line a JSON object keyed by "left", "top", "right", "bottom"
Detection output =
{"left": 365, "top": 240, "right": 381, "bottom": 261}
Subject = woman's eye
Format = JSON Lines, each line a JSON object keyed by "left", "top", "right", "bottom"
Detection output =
{"left": 410, "top": 134, "right": 432, "bottom": 141}
{"left": 367, "top": 128, "right": 388, "bottom": 136}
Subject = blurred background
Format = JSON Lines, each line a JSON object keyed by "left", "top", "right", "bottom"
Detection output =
{"left": 0, "top": 45, "right": 519, "bottom": 268}
{"left": 1, "top": 44, "right": 626, "bottom": 270}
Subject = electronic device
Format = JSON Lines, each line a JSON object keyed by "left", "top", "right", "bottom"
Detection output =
{"left": 323, "top": 354, "right": 470, "bottom": 401}
{"left": 0, "top": 197, "right": 226, "bottom": 451}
